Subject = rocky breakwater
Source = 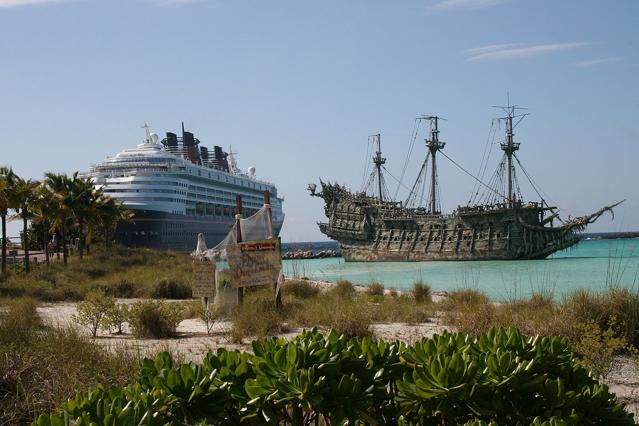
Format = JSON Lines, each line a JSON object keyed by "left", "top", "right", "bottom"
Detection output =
{"left": 282, "top": 249, "right": 340, "bottom": 260}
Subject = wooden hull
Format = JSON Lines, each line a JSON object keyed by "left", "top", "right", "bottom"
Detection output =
{"left": 318, "top": 198, "right": 579, "bottom": 262}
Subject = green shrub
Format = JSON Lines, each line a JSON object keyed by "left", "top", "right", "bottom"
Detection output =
{"left": 573, "top": 318, "right": 635, "bottom": 381}
{"left": 72, "top": 290, "right": 115, "bottom": 337}
{"left": 38, "top": 327, "right": 635, "bottom": 425}
{"left": 128, "top": 300, "right": 184, "bottom": 338}
{"left": 102, "top": 303, "right": 130, "bottom": 334}
{"left": 283, "top": 279, "right": 320, "bottom": 299}
{"left": 366, "top": 281, "right": 385, "bottom": 296}
{"left": 412, "top": 280, "right": 432, "bottom": 303}
{"left": 152, "top": 278, "right": 191, "bottom": 299}
{"left": 606, "top": 288, "right": 639, "bottom": 347}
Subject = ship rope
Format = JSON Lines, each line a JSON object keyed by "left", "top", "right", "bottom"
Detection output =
{"left": 404, "top": 153, "right": 430, "bottom": 208}
{"left": 362, "top": 163, "right": 392, "bottom": 201}
{"left": 469, "top": 120, "right": 499, "bottom": 205}
{"left": 513, "top": 153, "right": 560, "bottom": 206}
{"left": 382, "top": 166, "right": 428, "bottom": 205}
{"left": 438, "top": 150, "right": 507, "bottom": 203}
{"left": 393, "top": 118, "right": 423, "bottom": 201}
{"left": 360, "top": 136, "right": 374, "bottom": 192}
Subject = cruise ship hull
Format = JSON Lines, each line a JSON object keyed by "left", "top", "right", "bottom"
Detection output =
{"left": 116, "top": 210, "right": 284, "bottom": 251}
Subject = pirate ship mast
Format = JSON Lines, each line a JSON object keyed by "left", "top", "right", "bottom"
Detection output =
{"left": 310, "top": 103, "right": 620, "bottom": 262}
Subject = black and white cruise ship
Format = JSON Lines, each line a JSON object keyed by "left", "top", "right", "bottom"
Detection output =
{"left": 86, "top": 124, "right": 285, "bottom": 251}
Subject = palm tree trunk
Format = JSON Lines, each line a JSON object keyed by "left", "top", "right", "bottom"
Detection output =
{"left": 22, "top": 211, "right": 30, "bottom": 273}
{"left": 78, "top": 219, "right": 84, "bottom": 260}
{"left": 1, "top": 214, "right": 6, "bottom": 276}
{"left": 43, "top": 222, "right": 50, "bottom": 267}
{"left": 61, "top": 225, "right": 68, "bottom": 265}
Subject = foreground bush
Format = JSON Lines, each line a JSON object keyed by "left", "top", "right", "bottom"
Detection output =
{"left": 37, "top": 327, "right": 634, "bottom": 425}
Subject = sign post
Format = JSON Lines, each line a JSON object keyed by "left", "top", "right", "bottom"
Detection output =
{"left": 192, "top": 257, "right": 216, "bottom": 309}
{"left": 235, "top": 194, "right": 244, "bottom": 305}
{"left": 227, "top": 238, "right": 282, "bottom": 289}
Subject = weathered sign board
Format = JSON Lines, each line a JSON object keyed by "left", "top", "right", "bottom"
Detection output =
{"left": 227, "top": 238, "right": 281, "bottom": 288}
{"left": 191, "top": 259, "right": 216, "bottom": 298}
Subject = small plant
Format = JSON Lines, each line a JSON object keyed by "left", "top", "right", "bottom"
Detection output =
{"left": 412, "top": 280, "right": 432, "bottom": 303}
{"left": 366, "top": 281, "right": 385, "bottom": 296}
{"left": 328, "top": 302, "right": 372, "bottom": 338}
{"left": 102, "top": 303, "right": 130, "bottom": 334}
{"left": 333, "top": 279, "right": 355, "bottom": 299}
{"left": 128, "top": 300, "right": 184, "bottom": 338}
{"left": 573, "top": 317, "right": 632, "bottom": 381}
{"left": 389, "top": 288, "right": 399, "bottom": 298}
{"left": 202, "top": 304, "right": 218, "bottom": 335}
{"left": 152, "top": 278, "right": 191, "bottom": 299}
{"left": 72, "top": 290, "right": 115, "bottom": 337}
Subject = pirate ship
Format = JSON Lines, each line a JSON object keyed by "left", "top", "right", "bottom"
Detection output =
{"left": 309, "top": 104, "right": 620, "bottom": 261}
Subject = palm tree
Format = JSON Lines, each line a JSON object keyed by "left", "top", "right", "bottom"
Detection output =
{"left": 8, "top": 174, "right": 40, "bottom": 273}
{"left": 31, "top": 184, "right": 57, "bottom": 267}
{"left": 69, "top": 173, "right": 101, "bottom": 260}
{"left": 0, "top": 167, "right": 13, "bottom": 276}
{"left": 44, "top": 172, "right": 74, "bottom": 265}
{"left": 96, "top": 195, "right": 132, "bottom": 248}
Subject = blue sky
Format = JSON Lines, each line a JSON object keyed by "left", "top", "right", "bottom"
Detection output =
{"left": 1, "top": 0, "right": 637, "bottom": 242}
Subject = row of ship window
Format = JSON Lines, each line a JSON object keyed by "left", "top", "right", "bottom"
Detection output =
{"left": 106, "top": 191, "right": 263, "bottom": 209}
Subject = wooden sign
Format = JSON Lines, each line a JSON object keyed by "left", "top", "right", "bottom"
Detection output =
{"left": 192, "top": 259, "right": 216, "bottom": 298}
{"left": 227, "top": 238, "right": 281, "bottom": 288}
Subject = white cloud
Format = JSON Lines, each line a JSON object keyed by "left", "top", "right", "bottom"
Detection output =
{"left": 0, "top": 0, "right": 67, "bottom": 7}
{"left": 576, "top": 57, "right": 622, "bottom": 67}
{"left": 431, "top": 0, "right": 508, "bottom": 11}
{"left": 464, "top": 42, "right": 590, "bottom": 61}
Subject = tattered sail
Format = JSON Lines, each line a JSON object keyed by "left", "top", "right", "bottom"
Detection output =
{"left": 309, "top": 105, "right": 620, "bottom": 262}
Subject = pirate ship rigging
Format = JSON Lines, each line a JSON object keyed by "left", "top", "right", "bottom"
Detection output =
{"left": 309, "top": 104, "right": 620, "bottom": 261}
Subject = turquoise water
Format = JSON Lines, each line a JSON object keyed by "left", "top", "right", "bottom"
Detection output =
{"left": 281, "top": 239, "right": 639, "bottom": 300}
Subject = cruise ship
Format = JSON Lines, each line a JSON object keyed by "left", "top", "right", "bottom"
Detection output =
{"left": 86, "top": 124, "right": 285, "bottom": 251}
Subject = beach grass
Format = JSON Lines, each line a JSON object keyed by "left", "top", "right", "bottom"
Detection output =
{"left": 0, "top": 297, "right": 141, "bottom": 425}
{"left": 0, "top": 246, "right": 192, "bottom": 301}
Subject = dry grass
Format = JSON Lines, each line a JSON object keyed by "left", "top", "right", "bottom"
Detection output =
{"left": 231, "top": 287, "right": 288, "bottom": 342}
{"left": 411, "top": 280, "right": 432, "bottom": 303}
{"left": 230, "top": 280, "right": 437, "bottom": 340}
{"left": 282, "top": 279, "right": 320, "bottom": 299}
{"left": 0, "top": 246, "right": 192, "bottom": 302}
{"left": 438, "top": 286, "right": 639, "bottom": 353}
{"left": 366, "top": 282, "right": 385, "bottom": 296}
{"left": 0, "top": 297, "right": 140, "bottom": 425}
